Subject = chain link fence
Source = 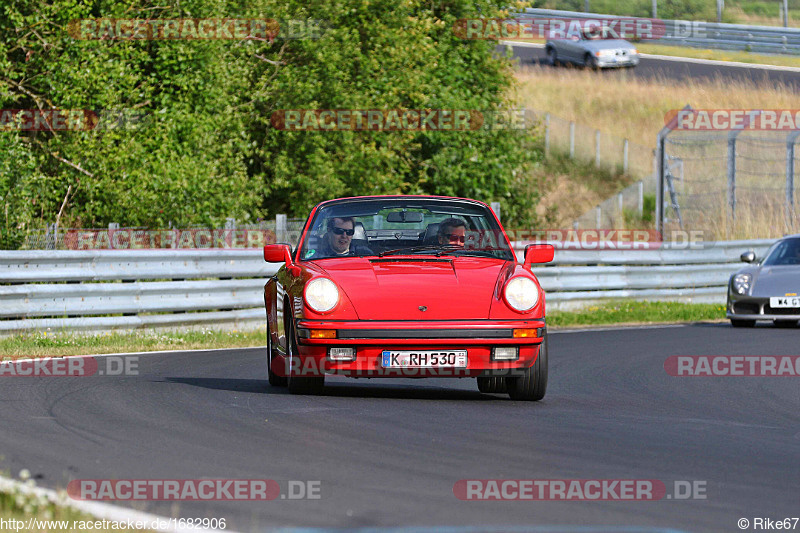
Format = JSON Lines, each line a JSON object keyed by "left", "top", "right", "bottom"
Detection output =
{"left": 662, "top": 130, "right": 800, "bottom": 240}
{"left": 541, "top": 111, "right": 657, "bottom": 229}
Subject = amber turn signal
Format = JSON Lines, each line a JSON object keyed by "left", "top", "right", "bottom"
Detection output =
{"left": 513, "top": 328, "right": 540, "bottom": 338}
{"left": 310, "top": 329, "right": 336, "bottom": 339}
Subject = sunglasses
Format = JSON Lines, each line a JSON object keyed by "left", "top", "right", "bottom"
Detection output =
{"left": 446, "top": 234, "right": 465, "bottom": 243}
{"left": 331, "top": 227, "right": 355, "bottom": 236}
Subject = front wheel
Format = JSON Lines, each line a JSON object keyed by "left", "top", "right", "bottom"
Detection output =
{"left": 285, "top": 316, "right": 324, "bottom": 395}
{"left": 266, "top": 322, "right": 287, "bottom": 387}
{"left": 585, "top": 53, "right": 599, "bottom": 70}
{"left": 477, "top": 376, "right": 507, "bottom": 394}
{"left": 507, "top": 334, "right": 548, "bottom": 401}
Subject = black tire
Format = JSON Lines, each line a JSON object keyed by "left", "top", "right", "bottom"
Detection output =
{"left": 507, "top": 334, "right": 548, "bottom": 401}
{"left": 266, "top": 322, "right": 287, "bottom": 387}
{"left": 477, "top": 376, "right": 507, "bottom": 394}
{"left": 285, "top": 314, "right": 324, "bottom": 395}
{"left": 730, "top": 319, "right": 756, "bottom": 328}
{"left": 774, "top": 319, "right": 798, "bottom": 328}
{"left": 585, "top": 53, "right": 599, "bottom": 70}
{"left": 547, "top": 48, "right": 558, "bottom": 66}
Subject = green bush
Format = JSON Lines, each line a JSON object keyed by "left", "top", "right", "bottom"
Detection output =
{"left": 0, "top": 0, "right": 543, "bottom": 246}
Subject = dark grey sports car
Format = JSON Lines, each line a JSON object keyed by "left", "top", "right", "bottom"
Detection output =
{"left": 727, "top": 235, "right": 800, "bottom": 327}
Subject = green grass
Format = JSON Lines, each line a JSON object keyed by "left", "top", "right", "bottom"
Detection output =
{"left": 549, "top": 300, "right": 726, "bottom": 327}
{"left": 0, "top": 473, "right": 140, "bottom": 532}
{"left": 0, "top": 328, "right": 265, "bottom": 359}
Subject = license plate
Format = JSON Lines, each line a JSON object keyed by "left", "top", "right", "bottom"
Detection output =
{"left": 770, "top": 296, "right": 800, "bottom": 308}
{"left": 381, "top": 350, "right": 467, "bottom": 368}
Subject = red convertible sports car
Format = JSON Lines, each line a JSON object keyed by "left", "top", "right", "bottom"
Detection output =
{"left": 263, "top": 196, "right": 554, "bottom": 400}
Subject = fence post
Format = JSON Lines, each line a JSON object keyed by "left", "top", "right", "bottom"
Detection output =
{"left": 545, "top": 113, "right": 550, "bottom": 156}
{"left": 618, "top": 192, "right": 624, "bottom": 224}
{"left": 595, "top": 206, "right": 601, "bottom": 227}
{"left": 569, "top": 121, "right": 575, "bottom": 158}
{"left": 727, "top": 132, "right": 737, "bottom": 225}
{"left": 276, "top": 214, "right": 287, "bottom": 244}
{"left": 490, "top": 201, "right": 501, "bottom": 223}
{"left": 595, "top": 129, "right": 601, "bottom": 167}
{"left": 637, "top": 180, "right": 644, "bottom": 216}
{"left": 787, "top": 131, "right": 800, "bottom": 232}
{"left": 657, "top": 104, "right": 692, "bottom": 236}
{"left": 655, "top": 142, "right": 665, "bottom": 235}
{"left": 623, "top": 139, "right": 629, "bottom": 173}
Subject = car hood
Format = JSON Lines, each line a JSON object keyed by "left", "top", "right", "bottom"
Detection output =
{"left": 751, "top": 265, "right": 800, "bottom": 297}
{"left": 584, "top": 40, "right": 635, "bottom": 51}
{"left": 311, "top": 257, "right": 509, "bottom": 320}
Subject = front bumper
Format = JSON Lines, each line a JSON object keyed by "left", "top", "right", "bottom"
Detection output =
{"left": 727, "top": 293, "right": 800, "bottom": 321}
{"left": 597, "top": 55, "right": 639, "bottom": 67}
{"left": 291, "top": 319, "right": 545, "bottom": 378}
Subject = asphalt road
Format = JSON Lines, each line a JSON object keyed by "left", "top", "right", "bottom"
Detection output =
{"left": 505, "top": 43, "right": 800, "bottom": 90}
{"left": 1, "top": 323, "right": 799, "bottom": 532}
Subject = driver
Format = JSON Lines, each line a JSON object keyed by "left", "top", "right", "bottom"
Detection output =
{"left": 308, "top": 217, "right": 372, "bottom": 259}
{"left": 437, "top": 218, "right": 467, "bottom": 248}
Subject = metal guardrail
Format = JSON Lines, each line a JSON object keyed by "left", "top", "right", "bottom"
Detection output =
{"left": 520, "top": 8, "right": 800, "bottom": 56}
{"left": 0, "top": 239, "right": 775, "bottom": 334}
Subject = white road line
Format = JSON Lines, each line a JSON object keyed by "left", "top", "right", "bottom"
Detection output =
{"left": 500, "top": 40, "right": 800, "bottom": 72}
{"left": 0, "top": 475, "right": 235, "bottom": 533}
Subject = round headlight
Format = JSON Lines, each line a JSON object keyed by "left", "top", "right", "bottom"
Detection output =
{"left": 504, "top": 277, "right": 539, "bottom": 312}
{"left": 732, "top": 273, "right": 752, "bottom": 295}
{"left": 305, "top": 278, "right": 339, "bottom": 313}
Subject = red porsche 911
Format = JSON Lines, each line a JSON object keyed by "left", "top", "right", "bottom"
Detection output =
{"left": 263, "top": 196, "right": 554, "bottom": 400}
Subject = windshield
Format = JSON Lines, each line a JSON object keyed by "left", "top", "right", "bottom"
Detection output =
{"left": 298, "top": 198, "right": 515, "bottom": 262}
{"left": 762, "top": 237, "right": 800, "bottom": 266}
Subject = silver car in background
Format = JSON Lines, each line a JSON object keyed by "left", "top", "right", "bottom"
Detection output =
{"left": 727, "top": 235, "right": 800, "bottom": 327}
{"left": 546, "top": 28, "right": 639, "bottom": 68}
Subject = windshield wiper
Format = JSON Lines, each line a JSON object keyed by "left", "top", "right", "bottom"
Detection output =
{"left": 378, "top": 244, "right": 462, "bottom": 257}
